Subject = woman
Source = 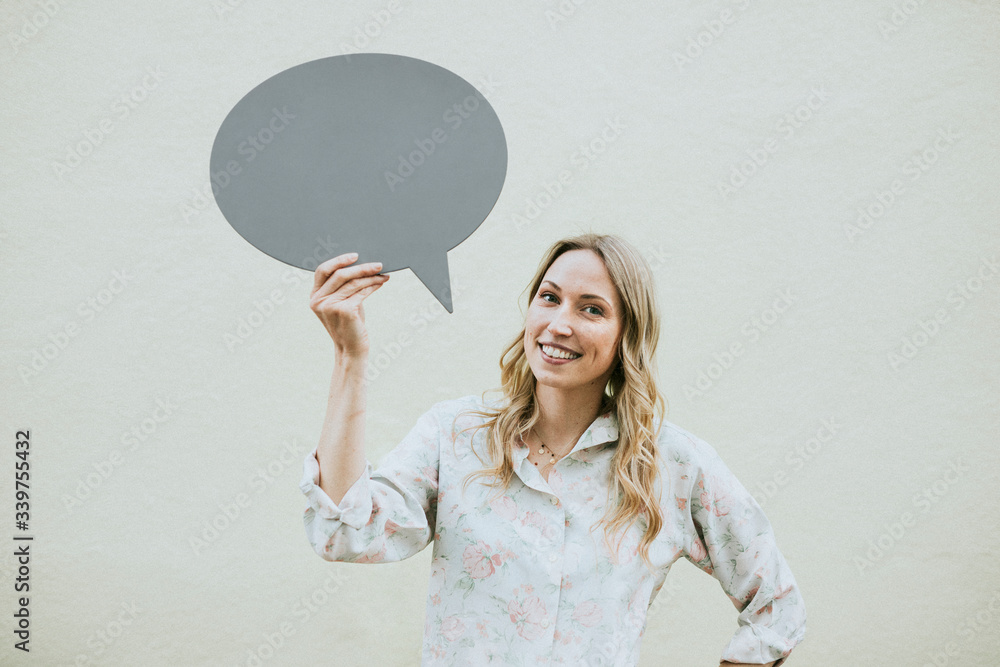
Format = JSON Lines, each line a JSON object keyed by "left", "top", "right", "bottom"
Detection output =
{"left": 300, "top": 233, "right": 806, "bottom": 666}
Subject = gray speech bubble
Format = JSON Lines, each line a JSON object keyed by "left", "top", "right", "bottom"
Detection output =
{"left": 210, "top": 53, "right": 508, "bottom": 313}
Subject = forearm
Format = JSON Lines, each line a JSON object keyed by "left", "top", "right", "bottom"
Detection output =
{"left": 315, "top": 351, "right": 368, "bottom": 505}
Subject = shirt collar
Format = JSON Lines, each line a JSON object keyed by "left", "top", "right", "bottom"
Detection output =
{"left": 570, "top": 410, "right": 617, "bottom": 466}
{"left": 573, "top": 408, "right": 619, "bottom": 453}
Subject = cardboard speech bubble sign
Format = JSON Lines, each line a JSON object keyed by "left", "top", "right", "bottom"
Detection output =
{"left": 210, "top": 53, "right": 508, "bottom": 313}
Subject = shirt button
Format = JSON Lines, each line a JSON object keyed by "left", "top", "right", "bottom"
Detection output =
{"left": 541, "top": 619, "right": 550, "bottom": 628}
{"left": 550, "top": 497, "right": 559, "bottom": 505}
{"left": 549, "top": 553, "right": 558, "bottom": 562}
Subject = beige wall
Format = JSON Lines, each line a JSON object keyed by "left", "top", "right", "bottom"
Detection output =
{"left": 2, "top": 1, "right": 998, "bottom": 665}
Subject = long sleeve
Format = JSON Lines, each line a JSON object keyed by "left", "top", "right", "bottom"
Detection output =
{"left": 299, "top": 400, "right": 443, "bottom": 563}
{"left": 681, "top": 439, "right": 807, "bottom": 666}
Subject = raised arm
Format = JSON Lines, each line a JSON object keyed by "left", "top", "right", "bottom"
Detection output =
{"left": 316, "top": 352, "right": 368, "bottom": 506}
{"left": 300, "top": 252, "right": 440, "bottom": 563}
{"left": 680, "top": 438, "right": 807, "bottom": 666}
{"left": 308, "top": 251, "right": 389, "bottom": 505}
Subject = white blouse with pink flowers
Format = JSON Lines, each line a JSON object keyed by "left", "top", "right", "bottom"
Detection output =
{"left": 299, "top": 394, "right": 806, "bottom": 666}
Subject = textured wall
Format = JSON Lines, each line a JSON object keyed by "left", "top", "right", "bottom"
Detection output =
{"left": 2, "top": 1, "right": 998, "bottom": 665}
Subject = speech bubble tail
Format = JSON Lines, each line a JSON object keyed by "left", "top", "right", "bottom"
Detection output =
{"left": 409, "top": 254, "right": 454, "bottom": 314}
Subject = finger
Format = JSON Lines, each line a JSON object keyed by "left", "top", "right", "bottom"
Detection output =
{"left": 339, "top": 273, "right": 389, "bottom": 300}
{"left": 313, "top": 260, "right": 384, "bottom": 300}
{"left": 313, "top": 273, "right": 388, "bottom": 307}
{"left": 334, "top": 282, "right": 384, "bottom": 325}
{"left": 340, "top": 278, "right": 387, "bottom": 309}
{"left": 313, "top": 252, "right": 359, "bottom": 293}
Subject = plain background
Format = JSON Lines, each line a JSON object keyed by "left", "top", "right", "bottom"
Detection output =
{"left": 2, "top": 1, "right": 998, "bottom": 665}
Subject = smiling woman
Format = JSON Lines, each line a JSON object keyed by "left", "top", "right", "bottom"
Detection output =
{"left": 300, "top": 233, "right": 807, "bottom": 666}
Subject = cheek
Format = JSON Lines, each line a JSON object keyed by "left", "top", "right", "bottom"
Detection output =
{"left": 524, "top": 312, "right": 543, "bottom": 337}
{"left": 600, "top": 330, "right": 621, "bottom": 364}
{"left": 522, "top": 324, "right": 539, "bottom": 350}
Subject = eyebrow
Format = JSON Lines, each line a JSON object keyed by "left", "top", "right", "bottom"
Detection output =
{"left": 540, "top": 280, "right": 613, "bottom": 308}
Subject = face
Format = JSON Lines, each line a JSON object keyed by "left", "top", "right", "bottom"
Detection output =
{"left": 524, "top": 249, "right": 624, "bottom": 393}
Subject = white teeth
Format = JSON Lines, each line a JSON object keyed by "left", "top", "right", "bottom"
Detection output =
{"left": 541, "top": 344, "right": 580, "bottom": 360}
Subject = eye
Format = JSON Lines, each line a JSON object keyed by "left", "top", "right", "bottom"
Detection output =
{"left": 539, "top": 291, "right": 557, "bottom": 303}
{"left": 584, "top": 305, "right": 604, "bottom": 316}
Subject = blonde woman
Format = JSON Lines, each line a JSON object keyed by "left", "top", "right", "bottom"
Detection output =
{"left": 300, "top": 233, "right": 806, "bottom": 666}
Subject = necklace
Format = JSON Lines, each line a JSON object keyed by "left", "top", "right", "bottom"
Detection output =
{"left": 525, "top": 428, "right": 572, "bottom": 468}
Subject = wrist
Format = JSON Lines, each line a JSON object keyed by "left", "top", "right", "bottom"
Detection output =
{"left": 333, "top": 346, "right": 368, "bottom": 367}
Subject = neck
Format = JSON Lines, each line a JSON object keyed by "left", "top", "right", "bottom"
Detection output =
{"left": 532, "top": 382, "right": 606, "bottom": 453}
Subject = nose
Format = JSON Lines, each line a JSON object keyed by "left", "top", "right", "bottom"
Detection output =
{"left": 546, "top": 305, "right": 573, "bottom": 337}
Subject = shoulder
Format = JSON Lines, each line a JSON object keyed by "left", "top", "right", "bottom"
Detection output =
{"left": 653, "top": 420, "right": 759, "bottom": 510}
{"left": 428, "top": 393, "right": 502, "bottom": 427}
{"left": 653, "top": 419, "right": 731, "bottom": 479}
{"left": 655, "top": 419, "right": 715, "bottom": 458}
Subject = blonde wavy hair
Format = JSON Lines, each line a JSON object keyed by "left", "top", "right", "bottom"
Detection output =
{"left": 454, "top": 233, "right": 668, "bottom": 571}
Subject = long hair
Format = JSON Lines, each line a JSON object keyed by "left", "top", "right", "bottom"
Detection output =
{"left": 454, "top": 233, "right": 668, "bottom": 571}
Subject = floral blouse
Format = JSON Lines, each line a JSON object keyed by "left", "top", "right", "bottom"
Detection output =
{"left": 299, "top": 395, "right": 806, "bottom": 666}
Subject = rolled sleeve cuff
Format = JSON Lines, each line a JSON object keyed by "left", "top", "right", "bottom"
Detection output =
{"left": 299, "top": 448, "right": 373, "bottom": 530}
{"left": 720, "top": 624, "right": 801, "bottom": 666}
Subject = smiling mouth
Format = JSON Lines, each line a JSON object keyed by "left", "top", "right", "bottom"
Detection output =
{"left": 539, "top": 343, "right": 582, "bottom": 360}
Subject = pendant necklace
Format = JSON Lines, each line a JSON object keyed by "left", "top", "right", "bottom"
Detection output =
{"left": 526, "top": 428, "right": 569, "bottom": 468}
